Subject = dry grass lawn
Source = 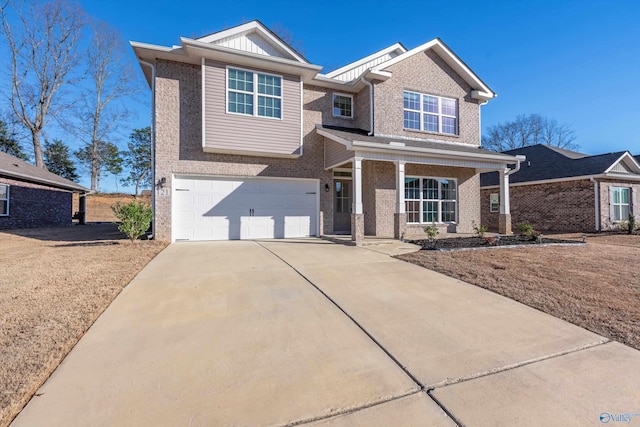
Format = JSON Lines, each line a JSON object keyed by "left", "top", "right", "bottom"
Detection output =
{"left": 0, "top": 224, "right": 166, "bottom": 427}
{"left": 72, "top": 193, "right": 151, "bottom": 222}
{"left": 397, "top": 233, "right": 640, "bottom": 351}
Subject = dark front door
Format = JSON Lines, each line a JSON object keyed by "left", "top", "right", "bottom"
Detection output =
{"left": 333, "top": 179, "right": 352, "bottom": 233}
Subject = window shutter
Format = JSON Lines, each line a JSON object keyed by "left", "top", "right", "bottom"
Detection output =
{"left": 633, "top": 188, "right": 638, "bottom": 217}
{"left": 609, "top": 187, "right": 615, "bottom": 221}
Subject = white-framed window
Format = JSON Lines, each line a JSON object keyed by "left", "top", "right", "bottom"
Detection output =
{"left": 332, "top": 93, "right": 353, "bottom": 118}
{"left": 405, "top": 177, "right": 457, "bottom": 223}
{"left": 490, "top": 193, "right": 499, "bottom": 213}
{"left": 227, "top": 67, "right": 282, "bottom": 119}
{"left": 611, "top": 187, "right": 630, "bottom": 221}
{"left": 403, "top": 90, "right": 458, "bottom": 135}
{"left": 0, "top": 184, "right": 9, "bottom": 216}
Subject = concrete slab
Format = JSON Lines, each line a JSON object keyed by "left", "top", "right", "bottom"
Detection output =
{"left": 432, "top": 342, "right": 640, "bottom": 426}
{"left": 260, "top": 241, "right": 605, "bottom": 388}
{"left": 305, "top": 393, "right": 456, "bottom": 426}
{"left": 12, "top": 242, "right": 418, "bottom": 427}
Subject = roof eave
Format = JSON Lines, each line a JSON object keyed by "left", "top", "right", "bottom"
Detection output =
{"left": 0, "top": 170, "right": 88, "bottom": 193}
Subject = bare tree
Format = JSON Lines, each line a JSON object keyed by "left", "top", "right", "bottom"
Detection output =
{"left": 482, "top": 114, "right": 578, "bottom": 152}
{"left": 0, "top": 0, "right": 86, "bottom": 168}
{"left": 71, "top": 19, "right": 139, "bottom": 191}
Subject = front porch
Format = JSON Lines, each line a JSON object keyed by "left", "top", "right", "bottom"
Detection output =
{"left": 318, "top": 125, "right": 524, "bottom": 245}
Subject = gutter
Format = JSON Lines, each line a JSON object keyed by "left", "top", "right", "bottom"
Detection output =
{"left": 360, "top": 73, "right": 374, "bottom": 136}
{"left": 139, "top": 58, "right": 156, "bottom": 240}
{"left": 590, "top": 177, "right": 600, "bottom": 231}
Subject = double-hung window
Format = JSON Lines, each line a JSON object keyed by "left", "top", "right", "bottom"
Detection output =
{"left": 405, "top": 177, "right": 457, "bottom": 223}
{"left": 227, "top": 68, "right": 282, "bottom": 119}
{"left": 332, "top": 93, "right": 353, "bottom": 118}
{"left": 611, "top": 187, "right": 630, "bottom": 221}
{"left": 403, "top": 91, "right": 458, "bottom": 135}
{"left": 0, "top": 184, "right": 8, "bottom": 216}
{"left": 490, "top": 193, "right": 499, "bottom": 213}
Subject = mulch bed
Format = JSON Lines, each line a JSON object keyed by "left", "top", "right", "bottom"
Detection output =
{"left": 408, "top": 235, "right": 583, "bottom": 250}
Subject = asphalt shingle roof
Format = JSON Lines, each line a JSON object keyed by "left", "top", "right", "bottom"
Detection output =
{"left": 480, "top": 144, "right": 628, "bottom": 187}
{"left": 0, "top": 151, "right": 88, "bottom": 192}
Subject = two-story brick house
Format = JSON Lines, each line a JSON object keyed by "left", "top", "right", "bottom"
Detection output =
{"left": 132, "top": 21, "right": 523, "bottom": 243}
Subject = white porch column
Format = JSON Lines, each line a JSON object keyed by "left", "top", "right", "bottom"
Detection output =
{"left": 394, "top": 161, "right": 406, "bottom": 239}
{"left": 499, "top": 168, "right": 512, "bottom": 234}
{"left": 351, "top": 157, "right": 364, "bottom": 243}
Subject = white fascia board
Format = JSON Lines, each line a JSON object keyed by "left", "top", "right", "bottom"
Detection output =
{"left": 603, "top": 172, "right": 640, "bottom": 182}
{"left": 372, "top": 39, "right": 496, "bottom": 99}
{"left": 202, "top": 146, "right": 300, "bottom": 159}
{"left": 316, "top": 129, "right": 354, "bottom": 149}
{"left": 325, "top": 43, "right": 407, "bottom": 78}
{"left": 195, "top": 21, "right": 308, "bottom": 64}
{"left": 480, "top": 174, "right": 603, "bottom": 189}
{"left": 311, "top": 75, "right": 362, "bottom": 92}
{"left": 603, "top": 152, "right": 640, "bottom": 174}
{"left": 181, "top": 38, "right": 322, "bottom": 79}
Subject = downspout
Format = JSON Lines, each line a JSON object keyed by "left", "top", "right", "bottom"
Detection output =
{"left": 590, "top": 177, "right": 600, "bottom": 231}
{"left": 360, "top": 74, "right": 374, "bottom": 136}
{"left": 479, "top": 100, "right": 488, "bottom": 147}
{"left": 139, "top": 58, "right": 156, "bottom": 239}
{"left": 505, "top": 160, "right": 521, "bottom": 176}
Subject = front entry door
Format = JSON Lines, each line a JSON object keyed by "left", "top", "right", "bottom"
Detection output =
{"left": 333, "top": 179, "right": 352, "bottom": 233}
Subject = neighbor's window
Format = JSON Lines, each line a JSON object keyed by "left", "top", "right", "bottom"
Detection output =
{"left": 227, "top": 67, "right": 282, "bottom": 119}
{"left": 332, "top": 93, "right": 353, "bottom": 118}
{"left": 490, "top": 193, "right": 499, "bottom": 212}
{"left": 0, "top": 184, "right": 8, "bottom": 216}
{"left": 405, "top": 177, "right": 457, "bottom": 223}
{"left": 403, "top": 90, "right": 458, "bottom": 135}
{"left": 611, "top": 187, "right": 630, "bottom": 221}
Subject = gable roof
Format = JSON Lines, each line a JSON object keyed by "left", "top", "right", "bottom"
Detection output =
{"left": 0, "top": 151, "right": 88, "bottom": 192}
{"left": 480, "top": 144, "right": 640, "bottom": 187}
{"left": 324, "top": 43, "right": 407, "bottom": 81}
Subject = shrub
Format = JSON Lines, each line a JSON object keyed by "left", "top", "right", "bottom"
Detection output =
{"left": 628, "top": 213, "right": 636, "bottom": 235}
{"left": 516, "top": 221, "right": 534, "bottom": 236}
{"left": 111, "top": 200, "right": 153, "bottom": 242}
{"left": 423, "top": 225, "right": 439, "bottom": 239}
{"left": 473, "top": 223, "right": 488, "bottom": 237}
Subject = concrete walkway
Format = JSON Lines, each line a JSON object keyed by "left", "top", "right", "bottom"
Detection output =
{"left": 12, "top": 239, "right": 640, "bottom": 426}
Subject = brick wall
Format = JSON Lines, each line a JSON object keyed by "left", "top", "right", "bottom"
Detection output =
{"left": 480, "top": 179, "right": 596, "bottom": 232}
{"left": 0, "top": 177, "right": 72, "bottom": 229}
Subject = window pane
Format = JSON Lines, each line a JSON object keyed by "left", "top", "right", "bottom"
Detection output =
{"left": 442, "top": 117, "right": 457, "bottom": 135}
{"left": 620, "top": 188, "right": 630, "bottom": 204}
{"left": 228, "top": 69, "right": 253, "bottom": 92}
{"left": 406, "top": 200, "right": 420, "bottom": 223}
{"left": 404, "top": 111, "right": 420, "bottom": 129}
{"left": 423, "top": 114, "right": 438, "bottom": 132}
{"left": 423, "top": 201, "right": 438, "bottom": 223}
{"left": 405, "top": 177, "right": 420, "bottom": 199}
{"left": 422, "top": 178, "right": 438, "bottom": 200}
{"left": 423, "top": 95, "right": 438, "bottom": 113}
{"left": 257, "top": 96, "right": 281, "bottom": 118}
{"left": 258, "top": 74, "right": 281, "bottom": 96}
{"left": 621, "top": 205, "right": 630, "bottom": 220}
{"left": 441, "top": 179, "right": 456, "bottom": 200}
{"left": 0, "top": 184, "right": 6, "bottom": 199}
{"left": 228, "top": 92, "right": 253, "bottom": 114}
{"left": 333, "top": 95, "right": 352, "bottom": 117}
{"left": 404, "top": 91, "right": 420, "bottom": 110}
{"left": 490, "top": 193, "right": 499, "bottom": 212}
{"left": 442, "top": 201, "right": 456, "bottom": 222}
{"left": 441, "top": 98, "right": 457, "bottom": 116}
{"left": 0, "top": 200, "right": 6, "bottom": 215}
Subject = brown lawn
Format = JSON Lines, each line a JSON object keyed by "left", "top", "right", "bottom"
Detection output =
{"left": 72, "top": 193, "right": 151, "bottom": 223}
{"left": 0, "top": 224, "right": 166, "bottom": 427}
{"left": 397, "top": 233, "right": 640, "bottom": 351}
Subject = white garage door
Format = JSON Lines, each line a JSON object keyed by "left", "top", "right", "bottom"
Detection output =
{"left": 173, "top": 176, "right": 318, "bottom": 241}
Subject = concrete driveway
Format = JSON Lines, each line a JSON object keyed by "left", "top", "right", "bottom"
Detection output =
{"left": 12, "top": 239, "right": 640, "bottom": 426}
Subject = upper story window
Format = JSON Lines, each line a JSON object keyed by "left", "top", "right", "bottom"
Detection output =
{"left": 332, "top": 93, "right": 353, "bottom": 119}
{"left": 611, "top": 187, "right": 630, "bottom": 222}
{"left": 227, "top": 67, "right": 282, "bottom": 119}
{"left": 403, "top": 91, "right": 458, "bottom": 135}
{"left": 0, "top": 184, "right": 9, "bottom": 216}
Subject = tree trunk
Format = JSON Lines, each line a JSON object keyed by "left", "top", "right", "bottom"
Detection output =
{"left": 32, "top": 130, "right": 45, "bottom": 168}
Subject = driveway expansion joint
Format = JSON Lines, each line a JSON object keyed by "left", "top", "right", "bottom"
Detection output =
{"left": 425, "top": 390, "right": 464, "bottom": 427}
{"left": 429, "top": 338, "right": 610, "bottom": 389}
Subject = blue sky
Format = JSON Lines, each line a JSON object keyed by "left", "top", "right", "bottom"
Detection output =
{"left": 78, "top": 0, "right": 639, "bottom": 189}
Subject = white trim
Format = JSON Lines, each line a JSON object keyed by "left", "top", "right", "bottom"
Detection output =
{"left": 0, "top": 183, "right": 9, "bottom": 216}
{"left": 201, "top": 57, "right": 206, "bottom": 149}
{"left": 603, "top": 152, "right": 640, "bottom": 174}
{"left": 202, "top": 146, "right": 300, "bottom": 158}
{"left": 299, "top": 79, "right": 304, "bottom": 156}
{"left": 610, "top": 186, "right": 631, "bottom": 222}
{"left": 403, "top": 90, "right": 458, "bottom": 135}
{"left": 331, "top": 92, "right": 354, "bottom": 119}
{"left": 404, "top": 175, "right": 458, "bottom": 224}
{"left": 225, "top": 65, "right": 283, "bottom": 120}
{"left": 591, "top": 177, "right": 600, "bottom": 231}
{"left": 325, "top": 43, "right": 407, "bottom": 78}
{"left": 481, "top": 173, "right": 640, "bottom": 190}
{"left": 489, "top": 193, "right": 499, "bottom": 213}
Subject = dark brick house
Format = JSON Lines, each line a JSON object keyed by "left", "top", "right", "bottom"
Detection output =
{"left": 480, "top": 144, "right": 640, "bottom": 232}
{"left": 0, "top": 151, "right": 88, "bottom": 229}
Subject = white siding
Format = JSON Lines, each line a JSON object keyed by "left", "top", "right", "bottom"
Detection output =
{"left": 325, "top": 139, "right": 354, "bottom": 169}
{"left": 332, "top": 52, "right": 399, "bottom": 82}
{"left": 213, "top": 32, "right": 289, "bottom": 58}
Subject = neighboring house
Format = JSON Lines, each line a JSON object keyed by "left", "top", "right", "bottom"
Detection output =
{"left": 131, "top": 20, "right": 522, "bottom": 243}
{"left": 480, "top": 144, "right": 640, "bottom": 232}
{"left": 0, "top": 151, "right": 88, "bottom": 229}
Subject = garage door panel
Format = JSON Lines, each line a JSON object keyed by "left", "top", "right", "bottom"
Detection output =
{"left": 173, "top": 177, "right": 318, "bottom": 241}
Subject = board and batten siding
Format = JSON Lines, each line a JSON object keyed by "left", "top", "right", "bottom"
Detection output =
{"left": 324, "top": 139, "right": 354, "bottom": 169}
{"left": 203, "top": 59, "right": 302, "bottom": 156}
